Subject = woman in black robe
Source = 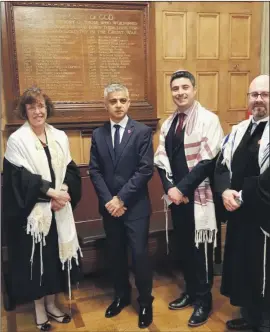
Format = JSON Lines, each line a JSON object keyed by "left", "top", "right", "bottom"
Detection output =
{"left": 2, "top": 87, "right": 82, "bottom": 331}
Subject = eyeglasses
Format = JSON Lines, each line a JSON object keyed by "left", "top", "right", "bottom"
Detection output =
{"left": 247, "top": 92, "right": 269, "bottom": 100}
{"left": 26, "top": 103, "right": 47, "bottom": 112}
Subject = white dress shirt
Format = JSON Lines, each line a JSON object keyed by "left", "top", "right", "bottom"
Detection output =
{"left": 174, "top": 103, "right": 193, "bottom": 133}
{"left": 250, "top": 116, "right": 269, "bottom": 134}
{"left": 110, "top": 115, "right": 129, "bottom": 148}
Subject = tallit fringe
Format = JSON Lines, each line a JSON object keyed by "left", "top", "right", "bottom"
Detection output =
{"left": 164, "top": 199, "right": 170, "bottom": 255}
{"left": 195, "top": 229, "right": 217, "bottom": 248}
{"left": 195, "top": 229, "right": 217, "bottom": 283}
{"left": 59, "top": 237, "right": 83, "bottom": 309}
{"left": 27, "top": 220, "right": 48, "bottom": 284}
{"left": 163, "top": 197, "right": 217, "bottom": 285}
{"left": 204, "top": 242, "right": 208, "bottom": 283}
{"left": 27, "top": 224, "right": 83, "bottom": 297}
{"left": 261, "top": 227, "right": 270, "bottom": 297}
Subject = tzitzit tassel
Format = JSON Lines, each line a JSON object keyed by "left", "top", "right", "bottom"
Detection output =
{"left": 164, "top": 199, "right": 169, "bottom": 255}
{"left": 40, "top": 240, "right": 43, "bottom": 286}
{"left": 204, "top": 242, "right": 209, "bottom": 284}
{"left": 262, "top": 233, "right": 267, "bottom": 297}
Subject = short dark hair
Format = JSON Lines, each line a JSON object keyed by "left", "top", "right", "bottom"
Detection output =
{"left": 17, "top": 86, "right": 54, "bottom": 119}
{"left": 170, "top": 70, "right": 196, "bottom": 87}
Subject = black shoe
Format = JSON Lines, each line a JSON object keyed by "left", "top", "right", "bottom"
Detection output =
{"left": 168, "top": 293, "right": 193, "bottom": 310}
{"left": 226, "top": 318, "right": 253, "bottom": 330}
{"left": 138, "top": 305, "right": 153, "bottom": 329}
{"left": 46, "top": 310, "right": 71, "bottom": 323}
{"left": 36, "top": 319, "right": 52, "bottom": 331}
{"left": 188, "top": 304, "right": 212, "bottom": 327}
{"left": 105, "top": 297, "right": 131, "bottom": 318}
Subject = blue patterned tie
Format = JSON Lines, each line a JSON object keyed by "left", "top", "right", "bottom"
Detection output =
{"left": 250, "top": 122, "right": 257, "bottom": 135}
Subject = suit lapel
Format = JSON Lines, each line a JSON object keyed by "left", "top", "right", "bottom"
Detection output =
{"left": 166, "top": 115, "right": 178, "bottom": 160}
{"left": 103, "top": 122, "right": 115, "bottom": 164}
{"left": 172, "top": 129, "right": 185, "bottom": 156}
{"left": 114, "top": 118, "right": 134, "bottom": 168}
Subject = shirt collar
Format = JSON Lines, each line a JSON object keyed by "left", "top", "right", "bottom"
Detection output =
{"left": 177, "top": 102, "right": 194, "bottom": 116}
{"left": 110, "top": 115, "right": 129, "bottom": 130}
{"left": 251, "top": 115, "right": 269, "bottom": 125}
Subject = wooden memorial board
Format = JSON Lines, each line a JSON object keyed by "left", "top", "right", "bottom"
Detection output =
{"left": 2, "top": 1, "right": 157, "bottom": 132}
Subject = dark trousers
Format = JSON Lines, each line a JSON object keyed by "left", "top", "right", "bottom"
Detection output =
{"left": 241, "top": 306, "right": 270, "bottom": 332}
{"left": 103, "top": 215, "right": 153, "bottom": 306}
{"left": 171, "top": 203, "right": 213, "bottom": 305}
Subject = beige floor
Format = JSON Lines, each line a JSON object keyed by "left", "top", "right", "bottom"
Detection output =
{"left": 1, "top": 268, "right": 247, "bottom": 332}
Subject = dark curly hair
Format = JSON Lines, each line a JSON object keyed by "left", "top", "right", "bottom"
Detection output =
{"left": 17, "top": 86, "right": 54, "bottom": 119}
{"left": 170, "top": 70, "right": 196, "bottom": 87}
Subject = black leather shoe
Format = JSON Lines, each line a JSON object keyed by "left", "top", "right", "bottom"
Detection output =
{"left": 36, "top": 319, "right": 52, "bottom": 331}
{"left": 188, "top": 304, "right": 212, "bottom": 327}
{"left": 168, "top": 294, "right": 193, "bottom": 310}
{"left": 138, "top": 305, "right": 153, "bottom": 329}
{"left": 226, "top": 318, "right": 253, "bottom": 330}
{"left": 105, "top": 297, "right": 131, "bottom": 318}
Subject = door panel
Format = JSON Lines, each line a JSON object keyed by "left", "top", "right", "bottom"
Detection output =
{"left": 155, "top": 2, "right": 262, "bottom": 133}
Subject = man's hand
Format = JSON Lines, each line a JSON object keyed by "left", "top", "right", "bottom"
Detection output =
{"left": 222, "top": 189, "right": 241, "bottom": 211}
{"left": 182, "top": 196, "right": 189, "bottom": 204}
{"left": 51, "top": 199, "right": 64, "bottom": 211}
{"left": 168, "top": 187, "right": 185, "bottom": 205}
{"left": 113, "top": 206, "right": 127, "bottom": 217}
{"left": 105, "top": 196, "right": 127, "bottom": 217}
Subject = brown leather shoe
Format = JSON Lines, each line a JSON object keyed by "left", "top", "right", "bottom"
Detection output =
{"left": 168, "top": 294, "right": 193, "bottom": 310}
{"left": 226, "top": 318, "right": 253, "bottom": 330}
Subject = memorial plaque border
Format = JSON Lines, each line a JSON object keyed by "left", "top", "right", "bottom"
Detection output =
{"left": 2, "top": 1, "right": 157, "bottom": 132}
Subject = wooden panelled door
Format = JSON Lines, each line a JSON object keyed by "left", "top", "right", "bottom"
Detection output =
{"left": 155, "top": 2, "right": 262, "bottom": 134}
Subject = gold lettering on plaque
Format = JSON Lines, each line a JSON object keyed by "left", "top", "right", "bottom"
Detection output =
{"left": 14, "top": 7, "right": 145, "bottom": 101}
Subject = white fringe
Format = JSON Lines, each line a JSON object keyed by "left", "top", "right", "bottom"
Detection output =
{"left": 261, "top": 228, "right": 269, "bottom": 297}
{"left": 204, "top": 242, "right": 209, "bottom": 284}
{"left": 195, "top": 229, "right": 217, "bottom": 283}
{"left": 164, "top": 199, "right": 169, "bottom": 255}
{"left": 40, "top": 240, "right": 43, "bottom": 286}
{"left": 195, "top": 229, "right": 217, "bottom": 248}
{"left": 68, "top": 259, "right": 72, "bottom": 314}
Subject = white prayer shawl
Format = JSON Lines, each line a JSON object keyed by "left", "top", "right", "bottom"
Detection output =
{"left": 154, "top": 101, "right": 224, "bottom": 261}
{"left": 5, "top": 121, "right": 82, "bottom": 299}
{"left": 222, "top": 117, "right": 269, "bottom": 296}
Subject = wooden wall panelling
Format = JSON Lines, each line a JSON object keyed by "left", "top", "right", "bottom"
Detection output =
{"left": 196, "top": 13, "right": 220, "bottom": 59}
{"left": 155, "top": 2, "right": 262, "bottom": 134}
{"left": 196, "top": 72, "right": 219, "bottom": 113}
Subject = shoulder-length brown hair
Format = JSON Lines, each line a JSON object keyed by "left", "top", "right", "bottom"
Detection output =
{"left": 17, "top": 86, "right": 54, "bottom": 119}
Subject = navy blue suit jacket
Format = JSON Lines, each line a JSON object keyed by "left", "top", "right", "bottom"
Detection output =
{"left": 89, "top": 117, "right": 154, "bottom": 220}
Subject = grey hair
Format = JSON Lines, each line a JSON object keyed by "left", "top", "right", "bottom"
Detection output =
{"left": 104, "top": 83, "right": 129, "bottom": 99}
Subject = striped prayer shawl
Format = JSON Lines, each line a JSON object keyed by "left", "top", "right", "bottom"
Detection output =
{"left": 154, "top": 101, "right": 224, "bottom": 248}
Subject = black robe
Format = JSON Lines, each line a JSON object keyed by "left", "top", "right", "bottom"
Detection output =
{"left": 2, "top": 147, "right": 82, "bottom": 309}
{"left": 214, "top": 121, "right": 270, "bottom": 308}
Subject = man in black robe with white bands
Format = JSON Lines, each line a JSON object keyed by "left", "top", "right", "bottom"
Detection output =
{"left": 215, "top": 74, "right": 270, "bottom": 332}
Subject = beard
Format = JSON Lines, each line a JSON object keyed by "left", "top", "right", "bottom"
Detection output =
{"left": 252, "top": 105, "right": 268, "bottom": 120}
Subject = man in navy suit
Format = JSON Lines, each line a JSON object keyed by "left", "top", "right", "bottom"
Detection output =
{"left": 89, "top": 83, "right": 154, "bottom": 328}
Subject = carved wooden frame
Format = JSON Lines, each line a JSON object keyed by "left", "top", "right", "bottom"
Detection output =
{"left": 2, "top": 1, "right": 158, "bottom": 132}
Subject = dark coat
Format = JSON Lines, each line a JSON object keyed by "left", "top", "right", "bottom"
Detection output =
{"left": 214, "top": 122, "right": 270, "bottom": 308}
{"left": 89, "top": 117, "right": 154, "bottom": 220}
